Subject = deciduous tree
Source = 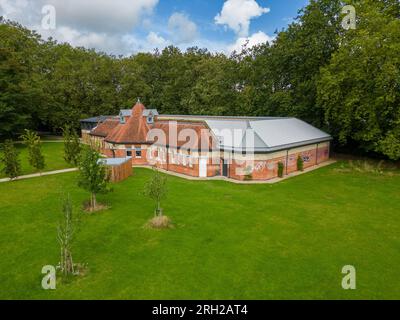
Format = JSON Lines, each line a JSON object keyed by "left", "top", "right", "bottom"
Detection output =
{"left": 0, "top": 140, "right": 21, "bottom": 179}
{"left": 77, "top": 146, "right": 111, "bottom": 211}
{"left": 144, "top": 168, "right": 167, "bottom": 216}
{"left": 21, "top": 129, "right": 45, "bottom": 173}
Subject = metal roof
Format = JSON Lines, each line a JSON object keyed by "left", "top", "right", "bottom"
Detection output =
{"left": 80, "top": 115, "right": 112, "bottom": 123}
{"left": 143, "top": 109, "right": 159, "bottom": 117}
{"left": 157, "top": 114, "right": 283, "bottom": 121}
{"left": 119, "top": 109, "right": 132, "bottom": 117}
{"left": 205, "top": 118, "right": 332, "bottom": 152}
{"left": 99, "top": 157, "right": 131, "bottom": 166}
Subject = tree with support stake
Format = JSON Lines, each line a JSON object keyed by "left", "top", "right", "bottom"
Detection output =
{"left": 57, "top": 194, "right": 81, "bottom": 277}
{"left": 144, "top": 168, "right": 171, "bottom": 229}
{"left": 77, "top": 146, "right": 111, "bottom": 212}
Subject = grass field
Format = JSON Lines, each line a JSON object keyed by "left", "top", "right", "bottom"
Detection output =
{"left": 0, "top": 142, "right": 72, "bottom": 178}
{"left": 0, "top": 164, "right": 399, "bottom": 299}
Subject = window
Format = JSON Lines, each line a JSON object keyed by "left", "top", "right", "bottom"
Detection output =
{"left": 120, "top": 115, "right": 125, "bottom": 124}
{"left": 135, "top": 147, "right": 142, "bottom": 158}
{"left": 126, "top": 149, "right": 132, "bottom": 157}
{"left": 147, "top": 116, "right": 154, "bottom": 124}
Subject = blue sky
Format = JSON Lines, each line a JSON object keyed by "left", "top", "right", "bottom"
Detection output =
{"left": 0, "top": 0, "right": 310, "bottom": 54}
{"left": 152, "top": 0, "right": 308, "bottom": 41}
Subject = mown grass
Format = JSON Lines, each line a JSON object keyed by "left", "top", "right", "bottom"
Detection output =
{"left": 0, "top": 163, "right": 399, "bottom": 299}
{"left": 0, "top": 142, "right": 72, "bottom": 178}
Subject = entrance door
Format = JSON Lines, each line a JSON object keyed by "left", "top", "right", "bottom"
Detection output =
{"left": 199, "top": 157, "right": 207, "bottom": 177}
{"left": 222, "top": 160, "right": 229, "bottom": 177}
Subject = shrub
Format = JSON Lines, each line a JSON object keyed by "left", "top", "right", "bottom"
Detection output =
{"left": 0, "top": 140, "right": 21, "bottom": 179}
{"left": 278, "top": 162, "right": 284, "bottom": 178}
{"left": 297, "top": 155, "right": 304, "bottom": 171}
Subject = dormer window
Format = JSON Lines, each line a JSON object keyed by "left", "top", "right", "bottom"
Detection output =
{"left": 119, "top": 114, "right": 125, "bottom": 124}
{"left": 143, "top": 109, "right": 158, "bottom": 124}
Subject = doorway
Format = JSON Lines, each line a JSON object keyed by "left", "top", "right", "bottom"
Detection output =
{"left": 199, "top": 157, "right": 207, "bottom": 177}
{"left": 222, "top": 159, "right": 229, "bottom": 177}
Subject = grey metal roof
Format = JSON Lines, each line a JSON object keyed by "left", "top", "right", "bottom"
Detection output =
{"left": 157, "top": 114, "right": 283, "bottom": 121}
{"left": 80, "top": 115, "right": 112, "bottom": 123}
{"left": 99, "top": 157, "right": 131, "bottom": 166}
{"left": 119, "top": 109, "right": 132, "bottom": 117}
{"left": 205, "top": 118, "right": 332, "bottom": 152}
{"left": 143, "top": 109, "right": 159, "bottom": 117}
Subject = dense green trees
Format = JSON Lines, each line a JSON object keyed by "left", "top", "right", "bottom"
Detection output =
{"left": 0, "top": 0, "right": 399, "bottom": 159}
{"left": 317, "top": 0, "right": 400, "bottom": 159}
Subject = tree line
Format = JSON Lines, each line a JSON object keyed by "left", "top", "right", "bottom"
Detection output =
{"left": 0, "top": 0, "right": 399, "bottom": 159}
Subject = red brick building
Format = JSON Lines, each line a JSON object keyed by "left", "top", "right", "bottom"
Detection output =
{"left": 80, "top": 101, "right": 332, "bottom": 181}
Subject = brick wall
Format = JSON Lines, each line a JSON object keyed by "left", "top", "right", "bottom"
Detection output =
{"left": 227, "top": 142, "right": 330, "bottom": 181}
{"left": 91, "top": 138, "right": 330, "bottom": 181}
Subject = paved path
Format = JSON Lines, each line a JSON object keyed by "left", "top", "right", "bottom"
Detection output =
{"left": 134, "top": 160, "right": 337, "bottom": 184}
{"left": 0, "top": 160, "right": 336, "bottom": 184}
{"left": 0, "top": 168, "right": 78, "bottom": 183}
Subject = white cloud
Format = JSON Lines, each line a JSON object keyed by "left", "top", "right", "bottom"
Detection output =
{"left": 215, "top": 0, "right": 270, "bottom": 37}
{"left": 146, "top": 31, "right": 170, "bottom": 48}
{"left": 228, "top": 31, "right": 273, "bottom": 54}
{"left": 0, "top": 0, "right": 269, "bottom": 56}
{"left": 1, "top": 0, "right": 159, "bottom": 32}
{"left": 167, "top": 12, "right": 197, "bottom": 44}
{"left": 48, "top": 0, "right": 159, "bottom": 34}
{"left": 0, "top": 0, "right": 160, "bottom": 55}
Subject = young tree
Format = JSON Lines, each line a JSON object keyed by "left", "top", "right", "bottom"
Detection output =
{"left": 57, "top": 194, "right": 81, "bottom": 277}
{"left": 63, "top": 125, "right": 81, "bottom": 166}
{"left": 0, "top": 140, "right": 21, "bottom": 179}
{"left": 20, "top": 129, "right": 45, "bottom": 173}
{"left": 77, "top": 146, "right": 110, "bottom": 211}
{"left": 144, "top": 168, "right": 167, "bottom": 216}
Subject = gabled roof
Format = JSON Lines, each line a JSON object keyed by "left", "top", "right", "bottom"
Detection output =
{"left": 90, "top": 118, "right": 119, "bottom": 137}
{"left": 150, "top": 121, "right": 217, "bottom": 150}
{"left": 85, "top": 103, "right": 331, "bottom": 152}
{"left": 157, "top": 115, "right": 281, "bottom": 121}
{"left": 119, "top": 109, "right": 132, "bottom": 117}
{"left": 205, "top": 118, "right": 332, "bottom": 152}
{"left": 143, "top": 109, "right": 159, "bottom": 117}
{"left": 80, "top": 115, "right": 112, "bottom": 123}
{"left": 105, "top": 103, "right": 150, "bottom": 144}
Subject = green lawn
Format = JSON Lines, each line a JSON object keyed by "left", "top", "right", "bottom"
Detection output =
{"left": 0, "top": 164, "right": 399, "bottom": 299}
{"left": 0, "top": 142, "right": 72, "bottom": 178}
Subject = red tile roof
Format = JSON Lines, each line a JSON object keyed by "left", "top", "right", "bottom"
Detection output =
{"left": 150, "top": 121, "right": 217, "bottom": 150}
{"left": 100, "top": 102, "right": 217, "bottom": 149}
{"left": 105, "top": 103, "right": 151, "bottom": 144}
{"left": 90, "top": 118, "right": 119, "bottom": 137}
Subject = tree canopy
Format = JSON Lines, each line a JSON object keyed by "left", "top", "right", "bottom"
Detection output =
{"left": 0, "top": 0, "right": 399, "bottom": 159}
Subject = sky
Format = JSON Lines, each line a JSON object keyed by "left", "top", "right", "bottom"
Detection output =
{"left": 0, "top": 0, "right": 310, "bottom": 55}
